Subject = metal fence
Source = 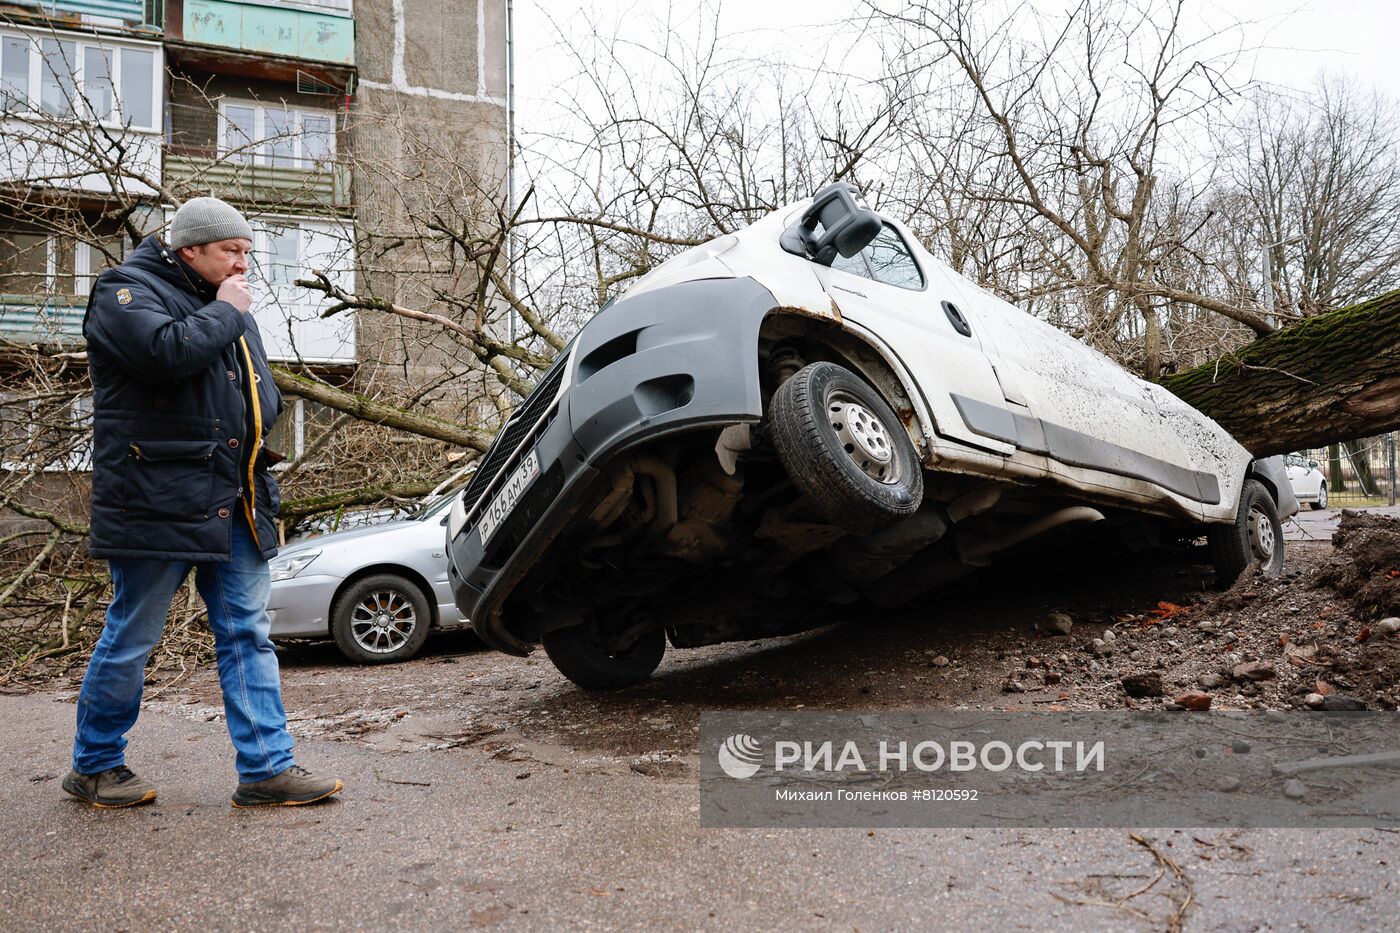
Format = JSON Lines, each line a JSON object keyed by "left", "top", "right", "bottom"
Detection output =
{"left": 1296, "top": 434, "right": 1399, "bottom": 508}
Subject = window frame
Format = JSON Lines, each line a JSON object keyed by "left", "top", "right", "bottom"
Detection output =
{"left": 217, "top": 98, "right": 338, "bottom": 170}
{"left": 267, "top": 398, "right": 338, "bottom": 468}
{"left": 1, "top": 391, "right": 94, "bottom": 472}
{"left": 829, "top": 222, "right": 926, "bottom": 292}
{"left": 248, "top": 219, "right": 303, "bottom": 289}
{"left": 0, "top": 231, "right": 89, "bottom": 299}
{"left": 0, "top": 29, "right": 161, "bottom": 131}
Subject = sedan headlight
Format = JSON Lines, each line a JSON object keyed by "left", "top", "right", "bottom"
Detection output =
{"left": 447, "top": 491, "right": 468, "bottom": 540}
{"left": 270, "top": 550, "right": 321, "bottom": 582}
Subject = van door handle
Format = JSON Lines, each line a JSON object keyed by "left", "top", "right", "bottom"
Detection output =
{"left": 942, "top": 300, "right": 973, "bottom": 337}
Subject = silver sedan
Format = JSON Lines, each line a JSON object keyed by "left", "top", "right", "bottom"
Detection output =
{"left": 267, "top": 494, "right": 469, "bottom": 663}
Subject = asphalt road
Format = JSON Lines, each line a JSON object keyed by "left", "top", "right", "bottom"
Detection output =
{"left": 1283, "top": 504, "right": 1400, "bottom": 541}
{"left": 3, "top": 685, "right": 1398, "bottom": 930}
{"left": 4, "top": 527, "right": 1399, "bottom": 930}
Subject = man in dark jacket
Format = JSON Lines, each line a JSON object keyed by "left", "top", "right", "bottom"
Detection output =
{"left": 65, "top": 197, "right": 342, "bottom": 808}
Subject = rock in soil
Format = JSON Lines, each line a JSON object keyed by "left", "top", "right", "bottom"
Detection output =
{"left": 1199, "top": 673, "right": 1226, "bottom": 690}
{"left": 1120, "top": 672, "right": 1164, "bottom": 698}
{"left": 1174, "top": 691, "right": 1213, "bottom": 711}
{"left": 1046, "top": 612, "right": 1074, "bottom": 635}
{"left": 1377, "top": 617, "right": 1400, "bottom": 636}
{"left": 1304, "top": 693, "right": 1326, "bottom": 708}
{"left": 1318, "top": 694, "right": 1368, "bottom": 711}
{"left": 1219, "top": 776, "right": 1243, "bottom": 793}
{"left": 1284, "top": 779, "right": 1307, "bottom": 800}
{"left": 1232, "top": 661, "right": 1277, "bottom": 682}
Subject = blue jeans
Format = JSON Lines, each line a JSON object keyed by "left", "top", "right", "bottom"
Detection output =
{"left": 73, "top": 520, "right": 296, "bottom": 782}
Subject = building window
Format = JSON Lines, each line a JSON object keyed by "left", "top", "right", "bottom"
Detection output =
{"left": 0, "top": 232, "right": 48, "bottom": 295}
{"left": 83, "top": 46, "right": 113, "bottom": 122}
{"left": 74, "top": 238, "right": 128, "bottom": 296}
{"left": 0, "top": 392, "right": 92, "bottom": 471}
{"left": 219, "top": 100, "right": 337, "bottom": 169}
{"left": 39, "top": 38, "right": 76, "bottom": 118}
{"left": 0, "top": 229, "right": 90, "bottom": 295}
{"left": 119, "top": 47, "right": 154, "bottom": 128}
{"left": 0, "top": 30, "right": 160, "bottom": 130}
{"left": 1, "top": 35, "right": 29, "bottom": 108}
{"left": 250, "top": 222, "right": 301, "bottom": 287}
{"left": 266, "top": 398, "right": 335, "bottom": 463}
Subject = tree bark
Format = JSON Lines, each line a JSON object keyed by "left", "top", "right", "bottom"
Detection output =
{"left": 270, "top": 367, "right": 495, "bottom": 453}
{"left": 280, "top": 482, "right": 439, "bottom": 522}
{"left": 1160, "top": 289, "right": 1400, "bottom": 456}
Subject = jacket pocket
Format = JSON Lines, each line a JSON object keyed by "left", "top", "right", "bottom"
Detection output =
{"left": 123, "top": 439, "right": 219, "bottom": 519}
{"left": 256, "top": 469, "right": 281, "bottom": 518}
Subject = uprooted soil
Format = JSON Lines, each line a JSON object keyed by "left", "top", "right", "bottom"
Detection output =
{"left": 1314, "top": 509, "right": 1400, "bottom": 621}
{"left": 1066, "top": 509, "right": 1400, "bottom": 714}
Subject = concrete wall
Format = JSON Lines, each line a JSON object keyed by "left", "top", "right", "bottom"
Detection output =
{"left": 350, "top": 0, "right": 509, "bottom": 395}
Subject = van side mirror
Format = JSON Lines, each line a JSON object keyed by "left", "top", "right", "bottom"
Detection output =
{"left": 780, "top": 181, "right": 883, "bottom": 265}
{"left": 1308, "top": 459, "right": 1319, "bottom": 470}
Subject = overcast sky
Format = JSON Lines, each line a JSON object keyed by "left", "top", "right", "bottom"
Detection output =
{"left": 513, "top": 1, "right": 1400, "bottom": 130}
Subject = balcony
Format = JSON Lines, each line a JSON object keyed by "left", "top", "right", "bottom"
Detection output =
{"left": 171, "top": 0, "right": 354, "bottom": 68}
{"left": 0, "top": 297, "right": 85, "bottom": 346}
{"left": 0, "top": 0, "right": 161, "bottom": 33}
{"left": 165, "top": 154, "right": 350, "bottom": 212}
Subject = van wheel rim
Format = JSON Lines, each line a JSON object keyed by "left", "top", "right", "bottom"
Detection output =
{"left": 351, "top": 590, "right": 417, "bottom": 653}
{"left": 1319, "top": 486, "right": 1327, "bottom": 508}
{"left": 1247, "top": 506, "right": 1276, "bottom": 563}
{"left": 829, "top": 391, "right": 898, "bottom": 483}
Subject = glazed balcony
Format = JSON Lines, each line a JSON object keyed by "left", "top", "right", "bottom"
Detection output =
{"left": 164, "top": 154, "right": 351, "bottom": 211}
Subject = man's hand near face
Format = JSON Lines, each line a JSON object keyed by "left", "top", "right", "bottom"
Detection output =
{"left": 217, "top": 273, "right": 253, "bottom": 313}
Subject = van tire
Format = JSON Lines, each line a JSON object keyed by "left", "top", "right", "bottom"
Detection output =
{"left": 542, "top": 624, "right": 666, "bottom": 690}
{"left": 1208, "top": 479, "right": 1285, "bottom": 584}
{"left": 769, "top": 362, "right": 923, "bottom": 532}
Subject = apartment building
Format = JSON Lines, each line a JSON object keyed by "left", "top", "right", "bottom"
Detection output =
{"left": 0, "top": 0, "right": 510, "bottom": 468}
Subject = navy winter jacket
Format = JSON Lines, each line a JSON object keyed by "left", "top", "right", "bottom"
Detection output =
{"left": 83, "top": 236, "right": 283, "bottom": 562}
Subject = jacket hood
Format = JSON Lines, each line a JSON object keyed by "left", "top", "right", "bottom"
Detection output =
{"left": 122, "top": 236, "right": 220, "bottom": 301}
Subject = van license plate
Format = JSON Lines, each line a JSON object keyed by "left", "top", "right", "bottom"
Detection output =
{"left": 478, "top": 450, "right": 541, "bottom": 545}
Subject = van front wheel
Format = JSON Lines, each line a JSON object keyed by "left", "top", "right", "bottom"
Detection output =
{"left": 541, "top": 623, "right": 666, "bottom": 690}
{"left": 769, "top": 361, "right": 923, "bottom": 533}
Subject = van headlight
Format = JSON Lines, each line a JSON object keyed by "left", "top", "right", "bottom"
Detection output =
{"left": 270, "top": 551, "right": 321, "bottom": 581}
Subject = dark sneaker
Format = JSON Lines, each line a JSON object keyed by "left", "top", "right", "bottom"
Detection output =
{"left": 62, "top": 766, "right": 157, "bottom": 809}
{"left": 231, "top": 765, "right": 343, "bottom": 808}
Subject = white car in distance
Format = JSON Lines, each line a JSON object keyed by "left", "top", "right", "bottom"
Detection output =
{"left": 1284, "top": 454, "right": 1328, "bottom": 510}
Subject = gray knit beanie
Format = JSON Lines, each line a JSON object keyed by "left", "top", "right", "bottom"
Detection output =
{"left": 169, "top": 196, "right": 255, "bottom": 249}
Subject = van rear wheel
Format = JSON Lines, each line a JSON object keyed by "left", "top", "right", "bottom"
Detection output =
{"left": 1208, "top": 479, "right": 1285, "bottom": 584}
{"left": 541, "top": 623, "right": 666, "bottom": 690}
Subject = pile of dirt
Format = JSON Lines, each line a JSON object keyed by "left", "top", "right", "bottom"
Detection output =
{"left": 1314, "top": 509, "right": 1400, "bottom": 620}
{"left": 1041, "top": 525, "right": 1400, "bottom": 712}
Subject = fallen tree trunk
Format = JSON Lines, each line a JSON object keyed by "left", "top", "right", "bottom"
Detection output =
{"left": 1160, "top": 289, "right": 1400, "bottom": 456}
{"left": 270, "top": 367, "right": 495, "bottom": 453}
{"left": 280, "top": 482, "right": 439, "bottom": 522}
